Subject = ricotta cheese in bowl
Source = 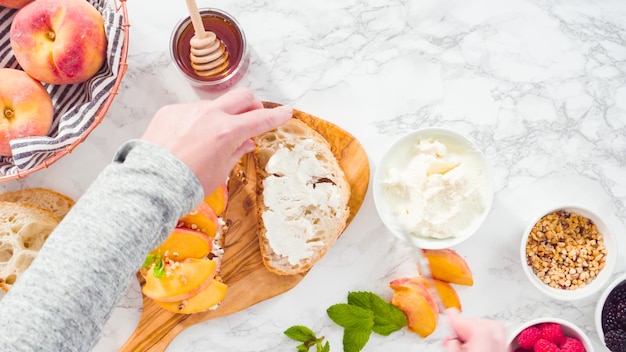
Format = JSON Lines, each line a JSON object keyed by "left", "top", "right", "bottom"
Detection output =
{"left": 373, "top": 128, "right": 493, "bottom": 249}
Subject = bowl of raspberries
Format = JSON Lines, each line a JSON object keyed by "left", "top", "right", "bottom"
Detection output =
{"left": 508, "top": 318, "right": 593, "bottom": 352}
{"left": 596, "top": 272, "right": 626, "bottom": 351}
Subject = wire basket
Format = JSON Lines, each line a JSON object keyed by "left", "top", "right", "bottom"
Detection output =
{"left": 0, "top": 0, "right": 130, "bottom": 181}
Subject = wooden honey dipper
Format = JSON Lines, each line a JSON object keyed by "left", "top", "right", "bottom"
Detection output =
{"left": 185, "top": 0, "right": 229, "bottom": 77}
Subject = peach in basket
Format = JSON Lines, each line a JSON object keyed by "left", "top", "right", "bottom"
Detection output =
{"left": 10, "top": 0, "right": 107, "bottom": 85}
{"left": 0, "top": 68, "right": 54, "bottom": 157}
{"left": 0, "top": 0, "right": 129, "bottom": 180}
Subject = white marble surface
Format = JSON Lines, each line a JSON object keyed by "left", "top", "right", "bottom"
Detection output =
{"left": 3, "top": 0, "right": 626, "bottom": 351}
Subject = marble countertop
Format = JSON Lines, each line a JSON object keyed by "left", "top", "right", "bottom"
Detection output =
{"left": 5, "top": 0, "right": 626, "bottom": 351}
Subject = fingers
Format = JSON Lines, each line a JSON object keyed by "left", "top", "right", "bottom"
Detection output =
{"left": 444, "top": 337, "right": 463, "bottom": 352}
{"left": 230, "top": 105, "right": 293, "bottom": 141}
{"left": 444, "top": 308, "right": 507, "bottom": 352}
{"left": 231, "top": 139, "right": 256, "bottom": 162}
{"left": 491, "top": 322, "right": 507, "bottom": 346}
{"left": 212, "top": 87, "right": 264, "bottom": 115}
{"left": 445, "top": 308, "right": 473, "bottom": 342}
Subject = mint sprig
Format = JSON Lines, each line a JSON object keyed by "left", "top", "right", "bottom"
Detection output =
{"left": 142, "top": 251, "right": 165, "bottom": 279}
{"left": 347, "top": 291, "right": 407, "bottom": 336}
{"left": 327, "top": 291, "right": 407, "bottom": 352}
{"left": 284, "top": 325, "right": 329, "bottom": 352}
{"left": 285, "top": 291, "right": 406, "bottom": 352}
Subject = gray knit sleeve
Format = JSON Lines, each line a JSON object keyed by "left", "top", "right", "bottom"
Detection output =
{"left": 0, "top": 140, "right": 203, "bottom": 352}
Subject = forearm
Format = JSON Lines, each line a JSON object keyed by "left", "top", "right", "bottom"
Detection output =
{"left": 0, "top": 140, "right": 203, "bottom": 351}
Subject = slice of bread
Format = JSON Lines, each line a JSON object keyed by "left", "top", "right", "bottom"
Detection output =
{"left": 0, "top": 187, "right": 75, "bottom": 221}
{"left": 0, "top": 202, "right": 60, "bottom": 292}
{"left": 253, "top": 118, "right": 350, "bottom": 275}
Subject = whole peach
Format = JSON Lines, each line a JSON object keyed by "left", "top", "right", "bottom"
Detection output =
{"left": 9, "top": 0, "right": 107, "bottom": 85}
{"left": 0, "top": 0, "right": 34, "bottom": 9}
{"left": 0, "top": 68, "right": 54, "bottom": 156}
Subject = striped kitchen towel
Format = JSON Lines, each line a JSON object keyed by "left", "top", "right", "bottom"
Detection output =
{"left": 0, "top": 0, "right": 126, "bottom": 176}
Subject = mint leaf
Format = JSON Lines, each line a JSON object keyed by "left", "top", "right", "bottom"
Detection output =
{"left": 327, "top": 303, "right": 374, "bottom": 330}
{"left": 142, "top": 253, "right": 155, "bottom": 269}
{"left": 328, "top": 304, "right": 374, "bottom": 352}
{"left": 346, "top": 291, "right": 375, "bottom": 308}
{"left": 284, "top": 325, "right": 329, "bottom": 352}
{"left": 152, "top": 252, "right": 165, "bottom": 278}
{"left": 285, "top": 325, "right": 317, "bottom": 343}
{"left": 347, "top": 291, "right": 407, "bottom": 336}
{"left": 320, "top": 341, "right": 330, "bottom": 352}
{"left": 142, "top": 251, "right": 166, "bottom": 278}
{"left": 343, "top": 328, "right": 371, "bottom": 352}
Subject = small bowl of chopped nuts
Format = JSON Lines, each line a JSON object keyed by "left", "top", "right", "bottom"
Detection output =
{"left": 520, "top": 205, "right": 617, "bottom": 301}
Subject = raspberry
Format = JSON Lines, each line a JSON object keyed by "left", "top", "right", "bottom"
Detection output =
{"left": 559, "top": 337, "right": 585, "bottom": 352}
{"left": 534, "top": 338, "right": 560, "bottom": 352}
{"left": 516, "top": 326, "right": 542, "bottom": 349}
{"left": 538, "top": 322, "right": 565, "bottom": 345}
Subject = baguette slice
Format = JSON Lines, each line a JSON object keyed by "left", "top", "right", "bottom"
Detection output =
{"left": 0, "top": 202, "right": 60, "bottom": 292}
{"left": 253, "top": 118, "right": 350, "bottom": 275}
{"left": 0, "top": 187, "right": 75, "bottom": 221}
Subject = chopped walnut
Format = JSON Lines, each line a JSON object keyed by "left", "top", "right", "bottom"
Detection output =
{"left": 525, "top": 210, "right": 607, "bottom": 290}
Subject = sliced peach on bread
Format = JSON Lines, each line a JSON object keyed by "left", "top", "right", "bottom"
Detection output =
{"left": 389, "top": 277, "right": 438, "bottom": 338}
{"left": 152, "top": 228, "right": 212, "bottom": 260}
{"left": 142, "top": 258, "right": 216, "bottom": 303}
{"left": 204, "top": 183, "right": 228, "bottom": 217}
{"left": 155, "top": 279, "right": 228, "bottom": 314}
{"left": 422, "top": 249, "right": 473, "bottom": 286}
{"left": 178, "top": 202, "right": 218, "bottom": 238}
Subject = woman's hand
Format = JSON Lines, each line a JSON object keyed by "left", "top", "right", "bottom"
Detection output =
{"left": 443, "top": 308, "right": 507, "bottom": 352}
{"left": 141, "top": 87, "right": 292, "bottom": 196}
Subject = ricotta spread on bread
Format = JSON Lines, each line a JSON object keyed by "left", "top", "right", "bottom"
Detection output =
{"left": 263, "top": 139, "right": 345, "bottom": 265}
{"left": 254, "top": 118, "right": 350, "bottom": 275}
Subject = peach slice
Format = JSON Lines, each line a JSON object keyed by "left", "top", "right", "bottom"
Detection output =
{"left": 142, "top": 258, "right": 216, "bottom": 303}
{"left": 422, "top": 249, "right": 473, "bottom": 286}
{"left": 430, "top": 279, "right": 462, "bottom": 311}
{"left": 204, "top": 182, "right": 228, "bottom": 216}
{"left": 178, "top": 202, "right": 218, "bottom": 238}
{"left": 155, "top": 279, "right": 228, "bottom": 314}
{"left": 389, "top": 277, "right": 438, "bottom": 338}
{"left": 152, "top": 228, "right": 212, "bottom": 260}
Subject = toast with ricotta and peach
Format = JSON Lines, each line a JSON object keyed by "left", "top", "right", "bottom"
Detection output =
{"left": 253, "top": 118, "right": 350, "bottom": 275}
{"left": 140, "top": 184, "right": 229, "bottom": 314}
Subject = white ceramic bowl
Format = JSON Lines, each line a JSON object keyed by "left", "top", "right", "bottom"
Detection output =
{"left": 520, "top": 205, "right": 617, "bottom": 301}
{"left": 594, "top": 271, "right": 626, "bottom": 346}
{"left": 373, "top": 127, "right": 493, "bottom": 249}
{"left": 507, "top": 317, "right": 594, "bottom": 352}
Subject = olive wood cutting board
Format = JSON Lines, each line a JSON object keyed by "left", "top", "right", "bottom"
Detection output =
{"left": 120, "top": 103, "right": 369, "bottom": 351}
